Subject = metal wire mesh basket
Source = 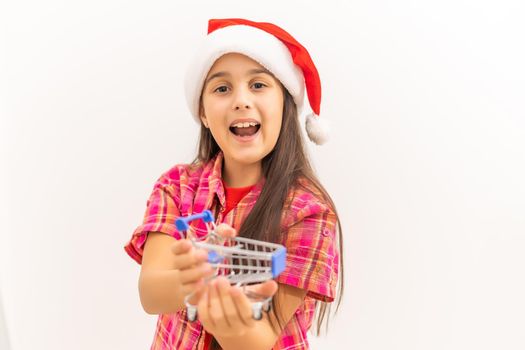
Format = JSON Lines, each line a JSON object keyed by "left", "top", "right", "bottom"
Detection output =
{"left": 175, "top": 210, "right": 287, "bottom": 321}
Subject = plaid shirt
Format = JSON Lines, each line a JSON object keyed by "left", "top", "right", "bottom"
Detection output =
{"left": 124, "top": 152, "right": 339, "bottom": 349}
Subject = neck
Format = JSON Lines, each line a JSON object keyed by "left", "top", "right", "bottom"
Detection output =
{"left": 222, "top": 157, "right": 262, "bottom": 188}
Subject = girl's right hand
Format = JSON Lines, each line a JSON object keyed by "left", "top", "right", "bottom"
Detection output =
{"left": 171, "top": 223, "right": 237, "bottom": 303}
{"left": 171, "top": 239, "right": 214, "bottom": 300}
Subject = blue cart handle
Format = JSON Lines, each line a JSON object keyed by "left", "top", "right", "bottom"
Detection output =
{"left": 175, "top": 210, "right": 215, "bottom": 231}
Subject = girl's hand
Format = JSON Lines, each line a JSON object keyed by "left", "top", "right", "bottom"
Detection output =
{"left": 197, "top": 276, "right": 278, "bottom": 338}
{"left": 170, "top": 239, "right": 213, "bottom": 300}
{"left": 170, "top": 223, "right": 237, "bottom": 302}
{"left": 213, "top": 222, "right": 237, "bottom": 239}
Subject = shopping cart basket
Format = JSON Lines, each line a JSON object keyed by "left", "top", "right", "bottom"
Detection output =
{"left": 175, "top": 210, "right": 287, "bottom": 321}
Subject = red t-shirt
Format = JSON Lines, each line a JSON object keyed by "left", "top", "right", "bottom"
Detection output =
{"left": 222, "top": 180, "right": 256, "bottom": 216}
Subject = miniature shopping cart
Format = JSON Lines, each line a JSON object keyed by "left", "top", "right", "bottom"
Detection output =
{"left": 175, "top": 210, "right": 286, "bottom": 321}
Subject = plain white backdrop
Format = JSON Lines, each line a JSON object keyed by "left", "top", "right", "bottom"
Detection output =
{"left": 1, "top": 0, "right": 525, "bottom": 349}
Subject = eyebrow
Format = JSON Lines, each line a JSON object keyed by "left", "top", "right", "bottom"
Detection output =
{"left": 205, "top": 68, "right": 273, "bottom": 85}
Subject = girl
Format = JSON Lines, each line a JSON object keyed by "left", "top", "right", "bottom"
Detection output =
{"left": 125, "top": 18, "right": 344, "bottom": 350}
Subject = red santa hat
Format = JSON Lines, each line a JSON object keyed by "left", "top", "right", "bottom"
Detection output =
{"left": 184, "top": 18, "right": 330, "bottom": 145}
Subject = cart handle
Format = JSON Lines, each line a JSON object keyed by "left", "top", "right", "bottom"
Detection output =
{"left": 175, "top": 210, "right": 215, "bottom": 231}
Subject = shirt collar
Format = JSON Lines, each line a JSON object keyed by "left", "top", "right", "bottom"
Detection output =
{"left": 205, "top": 151, "right": 266, "bottom": 210}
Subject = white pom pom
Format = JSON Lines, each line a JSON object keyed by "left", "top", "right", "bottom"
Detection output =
{"left": 305, "top": 113, "right": 330, "bottom": 145}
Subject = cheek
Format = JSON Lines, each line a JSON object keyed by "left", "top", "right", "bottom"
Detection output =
{"left": 263, "top": 96, "right": 284, "bottom": 138}
{"left": 262, "top": 116, "right": 283, "bottom": 143}
{"left": 202, "top": 101, "right": 224, "bottom": 135}
{"left": 202, "top": 96, "right": 228, "bottom": 119}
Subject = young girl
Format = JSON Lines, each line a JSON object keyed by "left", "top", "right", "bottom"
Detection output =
{"left": 124, "top": 18, "right": 344, "bottom": 350}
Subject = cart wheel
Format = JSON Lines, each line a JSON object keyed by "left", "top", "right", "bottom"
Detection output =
{"left": 252, "top": 302, "right": 263, "bottom": 320}
{"left": 262, "top": 300, "right": 272, "bottom": 313}
{"left": 187, "top": 305, "right": 198, "bottom": 322}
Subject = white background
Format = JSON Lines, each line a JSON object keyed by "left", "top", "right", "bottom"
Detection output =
{"left": 1, "top": 0, "right": 525, "bottom": 349}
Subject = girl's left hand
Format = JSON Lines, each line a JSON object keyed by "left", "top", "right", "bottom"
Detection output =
{"left": 197, "top": 276, "right": 278, "bottom": 338}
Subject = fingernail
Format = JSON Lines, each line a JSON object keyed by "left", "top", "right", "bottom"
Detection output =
{"left": 219, "top": 277, "right": 230, "bottom": 288}
{"left": 231, "top": 287, "right": 241, "bottom": 296}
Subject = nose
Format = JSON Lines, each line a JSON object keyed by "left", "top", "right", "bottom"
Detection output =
{"left": 232, "top": 86, "right": 253, "bottom": 111}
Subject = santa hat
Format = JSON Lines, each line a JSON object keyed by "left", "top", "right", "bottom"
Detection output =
{"left": 184, "top": 18, "right": 329, "bottom": 145}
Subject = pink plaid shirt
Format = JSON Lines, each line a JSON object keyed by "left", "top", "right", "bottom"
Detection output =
{"left": 124, "top": 152, "right": 339, "bottom": 349}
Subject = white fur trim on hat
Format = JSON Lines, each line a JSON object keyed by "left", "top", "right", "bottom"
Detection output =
{"left": 184, "top": 25, "right": 305, "bottom": 122}
{"left": 305, "top": 113, "right": 330, "bottom": 145}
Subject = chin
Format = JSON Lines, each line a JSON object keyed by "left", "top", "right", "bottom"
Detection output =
{"left": 227, "top": 145, "right": 273, "bottom": 163}
{"left": 231, "top": 152, "right": 265, "bottom": 165}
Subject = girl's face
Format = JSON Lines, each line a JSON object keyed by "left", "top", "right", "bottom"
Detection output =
{"left": 200, "top": 53, "right": 284, "bottom": 170}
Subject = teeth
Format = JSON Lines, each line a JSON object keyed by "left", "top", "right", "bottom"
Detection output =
{"left": 231, "top": 122, "right": 259, "bottom": 128}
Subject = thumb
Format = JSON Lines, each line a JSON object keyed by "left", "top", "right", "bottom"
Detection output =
{"left": 215, "top": 223, "right": 237, "bottom": 238}
{"left": 247, "top": 280, "right": 278, "bottom": 298}
{"left": 171, "top": 239, "right": 193, "bottom": 255}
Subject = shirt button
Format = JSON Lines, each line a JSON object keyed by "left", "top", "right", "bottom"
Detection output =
{"left": 322, "top": 229, "right": 330, "bottom": 237}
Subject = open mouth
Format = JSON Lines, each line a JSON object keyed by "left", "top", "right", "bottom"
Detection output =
{"left": 229, "top": 121, "right": 261, "bottom": 137}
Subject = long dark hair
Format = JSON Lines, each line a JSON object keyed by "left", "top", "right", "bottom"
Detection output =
{"left": 194, "top": 87, "right": 344, "bottom": 347}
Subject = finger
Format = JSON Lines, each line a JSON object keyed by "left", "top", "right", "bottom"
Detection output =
{"left": 216, "top": 277, "right": 243, "bottom": 329}
{"left": 230, "top": 286, "right": 256, "bottom": 327}
{"left": 181, "top": 278, "right": 205, "bottom": 299}
{"left": 171, "top": 239, "right": 193, "bottom": 255}
{"left": 186, "top": 280, "right": 207, "bottom": 305}
{"left": 215, "top": 223, "right": 237, "bottom": 238}
{"left": 247, "top": 280, "right": 278, "bottom": 298}
{"left": 208, "top": 279, "right": 229, "bottom": 328}
{"left": 172, "top": 248, "right": 209, "bottom": 270}
{"left": 178, "top": 263, "right": 214, "bottom": 284}
{"left": 197, "top": 287, "right": 213, "bottom": 328}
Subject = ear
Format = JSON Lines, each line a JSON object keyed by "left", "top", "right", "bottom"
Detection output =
{"left": 199, "top": 102, "right": 209, "bottom": 128}
{"left": 200, "top": 115, "right": 209, "bottom": 128}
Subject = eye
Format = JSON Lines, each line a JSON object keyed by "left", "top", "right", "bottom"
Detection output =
{"left": 213, "top": 85, "right": 229, "bottom": 93}
{"left": 252, "top": 82, "right": 266, "bottom": 89}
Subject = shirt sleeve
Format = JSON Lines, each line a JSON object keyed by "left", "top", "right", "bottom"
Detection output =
{"left": 124, "top": 177, "right": 184, "bottom": 265}
{"left": 276, "top": 204, "right": 340, "bottom": 302}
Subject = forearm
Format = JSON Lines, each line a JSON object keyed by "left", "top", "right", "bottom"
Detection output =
{"left": 214, "top": 317, "right": 279, "bottom": 350}
{"left": 138, "top": 269, "right": 186, "bottom": 314}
